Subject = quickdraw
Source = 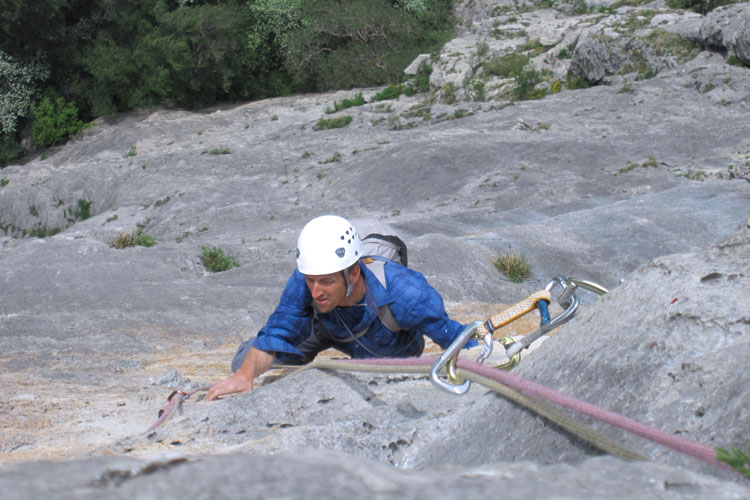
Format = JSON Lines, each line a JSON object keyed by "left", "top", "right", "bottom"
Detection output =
{"left": 431, "top": 275, "right": 608, "bottom": 395}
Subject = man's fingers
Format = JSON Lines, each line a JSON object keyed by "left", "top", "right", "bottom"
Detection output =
{"left": 205, "top": 375, "right": 253, "bottom": 401}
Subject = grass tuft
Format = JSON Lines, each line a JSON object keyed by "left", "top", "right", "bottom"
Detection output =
{"left": 203, "top": 147, "right": 231, "bottom": 155}
{"left": 715, "top": 446, "right": 750, "bottom": 478}
{"left": 110, "top": 228, "right": 157, "bottom": 248}
{"left": 493, "top": 250, "right": 532, "bottom": 283}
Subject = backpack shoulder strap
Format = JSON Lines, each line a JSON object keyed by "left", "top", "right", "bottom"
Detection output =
{"left": 362, "top": 258, "right": 402, "bottom": 333}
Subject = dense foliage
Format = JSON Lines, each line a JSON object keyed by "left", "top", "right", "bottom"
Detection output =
{"left": 0, "top": 0, "right": 455, "bottom": 154}
{"left": 664, "top": 0, "right": 744, "bottom": 14}
{"left": 31, "top": 94, "right": 86, "bottom": 147}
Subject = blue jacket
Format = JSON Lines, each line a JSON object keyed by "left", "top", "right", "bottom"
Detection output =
{"left": 252, "top": 261, "right": 467, "bottom": 360}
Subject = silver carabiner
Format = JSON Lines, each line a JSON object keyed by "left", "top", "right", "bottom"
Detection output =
{"left": 430, "top": 321, "right": 483, "bottom": 395}
{"left": 504, "top": 291, "right": 579, "bottom": 358}
{"left": 570, "top": 278, "right": 608, "bottom": 296}
{"left": 504, "top": 275, "right": 609, "bottom": 358}
{"left": 475, "top": 329, "right": 494, "bottom": 364}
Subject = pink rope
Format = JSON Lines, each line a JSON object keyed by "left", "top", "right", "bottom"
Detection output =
{"left": 147, "top": 385, "right": 214, "bottom": 432}
{"left": 334, "top": 356, "right": 729, "bottom": 471}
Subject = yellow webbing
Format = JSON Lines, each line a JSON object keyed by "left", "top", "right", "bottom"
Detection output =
{"left": 476, "top": 290, "right": 552, "bottom": 337}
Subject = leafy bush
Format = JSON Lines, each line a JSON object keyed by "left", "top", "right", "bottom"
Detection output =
{"left": 200, "top": 246, "right": 240, "bottom": 273}
{"left": 466, "top": 80, "right": 486, "bottom": 102}
{"left": 0, "top": 134, "right": 25, "bottom": 167}
{"left": 493, "top": 250, "right": 532, "bottom": 283}
{"left": 372, "top": 85, "right": 414, "bottom": 102}
{"left": 440, "top": 82, "right": 457, "bottom": 104}
{"left": 514, "top": 65, "right": 545, "bottom": 100}
{"left": 414, "top": 63, "right": 433, "bottom": 93}
{"left": 313, "top": 116, "right": 353, "bottom": 130}
{"left": 31, "top": 95, "right": 85, "bottom": 147}
{"left": 665, "top": 0, "right": 741, "bottom": 14}
{"left": 484, "top": 53, "right": 530, "bottom": 78}
{"left": 73, "top": 199, "right": 91, "bottom": 221}
{"left": 284, "top": 0, "right": 453, "bottom": 91}
{"left": 28, "top": 226, "right": 61, "bottom": 238}
{"left": 727, "top": 54, "right": 749, "bottom": 68}
{"left": 0, "top": 51, "right": 50, "bottom": 136}
{"left": 2, "top": 1, "right": 457, "bottom": 119}
{"left": 81, "top": 2, "right": 264, "bottom": 116}
{"left": 326, "top": 92, "right": 366, "bottom": 113}
{"left": 566, "top": 77, "right": 592, "bottom": 90}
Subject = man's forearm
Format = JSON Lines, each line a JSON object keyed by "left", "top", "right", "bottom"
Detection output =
{"left": 237, "top": 346, "right": 275, "bottom": 379}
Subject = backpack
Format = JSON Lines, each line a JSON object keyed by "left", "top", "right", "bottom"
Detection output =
{"left": 352, "top": 219, "right": 408, "bottom": 332}
{"left": 354, "top": 218, "right": 407, "bottom": 267}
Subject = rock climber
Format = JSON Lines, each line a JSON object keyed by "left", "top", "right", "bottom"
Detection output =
{"left": 206, "top": 215, "right": 470, "bottom": 401}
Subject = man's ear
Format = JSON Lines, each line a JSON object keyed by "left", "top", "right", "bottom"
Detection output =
{"left": 350, "top": 263, "right": 362, "bottom": 281}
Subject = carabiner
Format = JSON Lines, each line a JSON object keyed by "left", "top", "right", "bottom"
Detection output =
{"left": 500, "top": 277, "right": 582, "bottom": 361}
{"left": 493, "top": 336, "right": 522, "bottom": 370}
{"left": 430, "top": 321, "right": 483, "bottom": 394}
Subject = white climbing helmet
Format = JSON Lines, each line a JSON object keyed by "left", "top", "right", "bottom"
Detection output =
{"left": 296, "top": 215, "right": 363, "bottom": 275}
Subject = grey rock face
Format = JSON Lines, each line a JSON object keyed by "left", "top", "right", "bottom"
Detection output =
{"left": 1, "top": 452, "right": 749, "bottom": 500}
{"left": 1, "top": 1, "right": 750, "bottom": 498}
{"left": 400, "top": 230, "right": 750, "bottom": 478}
{"left": 699, "top": 4, "right": 750, "bottom": 65}
{"left": 569, "top": 32, "right": 631, "bottom": 83}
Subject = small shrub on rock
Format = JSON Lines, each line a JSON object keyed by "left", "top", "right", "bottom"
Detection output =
{"left": 326, "top": 92, "right": 366, "bottom": 113}
{"left": 31, "top": 95, "right": 85, "bottom": 148}
{"left": 514, "top": 65, "right": 545, "bottom": 100}
{"left": 372, "top": 84, "right": 409, "bottom": 101}
{"left": 484, "top": 53, "right": 529, "bottom": 78}
{"left": 313, "top": 116, "right": 353, "bottom": 131}
{"left": 110, "top": 229, "right": 157, "bottom": 249}
{"left": 200, "top": 245, "right": 240, "bottom": 272}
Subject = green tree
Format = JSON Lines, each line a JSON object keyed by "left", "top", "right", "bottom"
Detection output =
{"left": 665, "top": 0, "right": 741, "bottom": 14}
{"left": 284, "top": 0, "right": 453, "bottom": 91}
{"left": 81, "top": 1, "right": 267, "bottom": 115}
{"left": 0, "top": 0, "right": 70, "bottom": 60}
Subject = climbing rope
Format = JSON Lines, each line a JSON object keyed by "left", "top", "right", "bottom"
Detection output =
{"left": 147, "top": 384, "right": 214, "bottom": 432}
{"left": 289, "top": 357, "right": 646, "bottom": 463}
{"left": 145, "top": 275, "right": 733, "bottom": 475}
{"left": 290, "top": 356, "right": 730, "bottom": 472}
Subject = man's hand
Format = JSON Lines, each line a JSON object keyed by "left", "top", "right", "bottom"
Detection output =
{"left": 205, "top": 346, "right": 274, "bottom": 401}
{"left": 206, "top": 371, "right": 254, "bottom": 401}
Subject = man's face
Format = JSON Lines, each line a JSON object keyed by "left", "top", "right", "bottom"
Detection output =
{"left": 305, "top": 272, "right": 346, "bottom": 313}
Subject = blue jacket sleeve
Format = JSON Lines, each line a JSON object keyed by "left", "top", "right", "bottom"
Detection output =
{"left": 251, "top": 270, "right": 313, "bottom": 357}
{"left": 383, "top": 265, "right": 466, "bottom": 349}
